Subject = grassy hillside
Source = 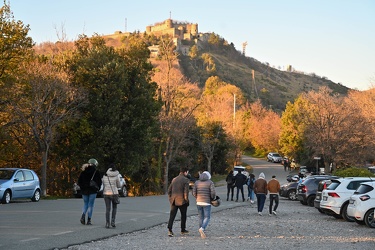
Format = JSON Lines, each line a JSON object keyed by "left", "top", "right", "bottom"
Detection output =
{"left": 178, "top": 40, "right": 349, "bottom": 112}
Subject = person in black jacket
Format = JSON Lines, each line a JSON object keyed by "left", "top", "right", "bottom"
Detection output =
{"left": 78, "top": 158, "right": 102, "bottom": 225}
{"left": 234, "top": 170, "right": 247, "bottom": 202}
{"left": 225, "top": 171, "right": 235, "bottom": 201}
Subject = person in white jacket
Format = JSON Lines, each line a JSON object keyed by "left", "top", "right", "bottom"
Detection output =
{"left": 102, "top": 164, "right": 121, "bottom": 228}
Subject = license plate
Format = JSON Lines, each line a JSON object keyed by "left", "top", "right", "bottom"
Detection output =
{"left": 323, "top": 196, "right": 327, "bottom": 201}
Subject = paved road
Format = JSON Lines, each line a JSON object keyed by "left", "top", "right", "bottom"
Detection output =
{"left": 0, "top": 157, "right": 289, "bottom": 250}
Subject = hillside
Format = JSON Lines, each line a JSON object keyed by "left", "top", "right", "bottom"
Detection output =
{"left": 178, "top": 40, "right": 349, "bottom": 112}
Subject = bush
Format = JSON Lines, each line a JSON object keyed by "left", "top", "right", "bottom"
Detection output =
{"left": 333, "top": 167, "right": 375, "bottom": 177}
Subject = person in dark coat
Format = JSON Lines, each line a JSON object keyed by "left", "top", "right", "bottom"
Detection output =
{"left": 78, "top": 158, "right": 102, "bottom": 225}
{"left": 225, "top": 170, "right": 235, "bottom": 201}
{"left": 167, "top": 166, "right": 190, "bottom": 237}
{"left": 234, "top": 170, "right": 247, "bottom": 202}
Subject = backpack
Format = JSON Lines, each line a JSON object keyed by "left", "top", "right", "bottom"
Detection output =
{"left": 247, "top": 178, "right": 254, "bottom": 189}
{"left": 226, "top": 175, "right": 235, "bottom": 185}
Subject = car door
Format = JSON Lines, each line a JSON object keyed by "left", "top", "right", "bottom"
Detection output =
{"left": 23, "top": 170, "right": 37, "bottom": 197}
{"left": 11, "top": 170, "right": 26, "bottom": 198}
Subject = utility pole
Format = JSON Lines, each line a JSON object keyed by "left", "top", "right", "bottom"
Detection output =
{"left": 125, "top": 18, "right": 127, "bottom": 32}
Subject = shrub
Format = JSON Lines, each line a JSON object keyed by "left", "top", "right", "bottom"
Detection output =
{"left": 333, "top": 167, "right": 375, "bottom": 177}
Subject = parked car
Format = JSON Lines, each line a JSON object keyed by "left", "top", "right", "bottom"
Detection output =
{"left": 297, "top": 175, "right": 338, "bottom": 207}
{"left": 0, "top": 168, "right": 41, "bottom": 204}
{"left": 279, "top": 180, "right": 299, "bottom": 200}
{"left": 314, "top": 179, "right": 334, "bottom": 213}
{"left": 233, "top": 166, "right": 249, "bottom": 178}
{"left": 267, "top": 153, "right": 283, "bottom": 163}
{"left": 347, "top": 181, "right": 375, "bottom": 228}
{"left": 320, "top": 177, "right": 375, "bottom": 221}
{"left": 73, "top": 174, "right": 127, "bottom": 198}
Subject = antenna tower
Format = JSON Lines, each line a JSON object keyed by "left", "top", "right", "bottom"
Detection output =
{"left": 242, "top": 41, "right": 248, "bottom": 56}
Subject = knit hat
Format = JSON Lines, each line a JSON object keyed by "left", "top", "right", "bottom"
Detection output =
{"left": 259, "top": 172, "right": 265, "bottom": 179}
{"left": 200, "top": 171, "right": 211, "bottom": 180}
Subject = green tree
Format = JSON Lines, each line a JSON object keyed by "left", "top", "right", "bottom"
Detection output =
{"left": 67, "top": 35, "right": 161, "bottom": 195}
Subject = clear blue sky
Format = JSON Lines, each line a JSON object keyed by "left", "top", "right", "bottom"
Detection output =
{"left": 8, "top": 0, "right": 375, "bottom": 90}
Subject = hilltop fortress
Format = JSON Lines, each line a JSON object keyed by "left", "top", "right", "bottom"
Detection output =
{"left": 103, "top": 18, "right": 208, "bottom": 57}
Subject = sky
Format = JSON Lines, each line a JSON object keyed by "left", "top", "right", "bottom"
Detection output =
{"left": 8, "top": 0, "right": 375, "bottom": 91}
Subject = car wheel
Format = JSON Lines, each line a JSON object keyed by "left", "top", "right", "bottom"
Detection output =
{"left": 307, "top": 195, "right": 315, "bottom": 207}
{"left": 354, "top": 218, "right": 365, "bottom": 225}
{"left": 1, "top": 190, "right": 11, "bottom": 204}
{"left": 287, "top": 190, "right": 297, "bottom": 200}
{"left": 341, "top": 203, "right": 355, "bottom": 222}
{"left": 120, "top": 186, "right": 128, "bottom": 197}
{"left": 333, "top": 213, "right": 343, "bottom": 219}
{"left": 31, "top": 189, "right": 41, "bottom": 202}
{"left": 364, "top": 209, "right": 375, "bottom": 228}
{"left": 317, "top": 208, "right": 325, "bottom": 214}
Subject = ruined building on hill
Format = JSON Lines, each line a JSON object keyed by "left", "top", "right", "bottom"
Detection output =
{"left": 103, "top": 18, "right": 208, "bottom": 57}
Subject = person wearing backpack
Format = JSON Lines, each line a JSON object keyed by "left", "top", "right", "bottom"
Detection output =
{"left": 247, "top": 173, "right": 256, "bottom": 204}
{"left": 234, "top": 170, "right": 247, "bottom": 202}
{"left": 225, "top": 171, "right": 235, "bottom": 201}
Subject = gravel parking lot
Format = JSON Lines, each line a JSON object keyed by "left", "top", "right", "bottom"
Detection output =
{"left": 62, "top": 197, "right": 375, "bottom": 250}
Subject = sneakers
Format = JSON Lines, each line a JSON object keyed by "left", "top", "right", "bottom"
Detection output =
{"left": 181, "top": 230, "right": 189, "bottom": 235}
{"left": 198, "top": 227, "right": 206, "bottom": 239}
{"left": 272, "top": 211, "right": 277, "bottom": 215}
{"left": 168, "top": 230, "right": 174, "bottom": 237}
{"left": 268, "top": 213, "right": 272, "bottom": 216}
{"left": 258, "top": 212, "right": 262, "bottom": 216}
{"left": 250, "top": 200, "right": 255, "bottom": 204}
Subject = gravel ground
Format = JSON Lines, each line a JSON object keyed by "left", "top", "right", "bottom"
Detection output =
{"left": 62, "top": 198, "right": 375, "bottom": 250}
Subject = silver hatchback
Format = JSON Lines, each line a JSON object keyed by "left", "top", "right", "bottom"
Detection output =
{"left": 0, "top": 168, "right": 41, "bottom": 204}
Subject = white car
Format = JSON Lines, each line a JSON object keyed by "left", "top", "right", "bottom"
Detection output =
{"left": 233, "top": 166, "right": 249, "bottom": 179}
{"left": 267, "top": 152, "right": 282, "bottom": 163}
{"left": 347, "top": 181, "right": 375, "bottom": 228}
{"left": 320, "top": 177, "right": 375, "bottom": 221}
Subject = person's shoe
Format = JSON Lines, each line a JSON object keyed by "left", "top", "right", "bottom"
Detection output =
{"left": 105, "top": 222, "right": 110, "bottom": 228}
{"left": 269, "top": 213, "right": 272, "bottom": 216}
{"left": 243, "top": 199, "right": 245, "bottom": 202}
{"left": 226, "top": 198, "right": 229, "bottom": 201}
{"left": 272, "top": 211, "right": 277, "bottom": 215}
{"left": 181, "top": 230, "right": 189, "bottom": 235}
{"left": 168, "top": 230, "right": 174, "bottom": 237}
{"left": 246, "top": 198, "right": 250, "bottom": 201}
{"left": 258, "top": 212, "right": 262, "bottom": 216}
{"left": 231, "top": 199, "right": 234, "bottom": 201}
{"left": 80, "top": 214, "right": 85, "bottom": 225}
{"left": 198, "top": 227, "right": 206, "bottom": 239}
{"left": 86, "top": 218, "right": 92, "bottom": 225}
{"left": 111, "top": 219, "right": 116, "bottom": 227}
{"left": 235, "top": 199, "right": 238, "bottom": 202}
{"left": 250, "top": 200, "right": 254, "bottom": 204}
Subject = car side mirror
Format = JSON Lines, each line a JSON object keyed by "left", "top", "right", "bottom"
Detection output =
{"left": 14, "top": 178, "right": 19, "bottom": 182}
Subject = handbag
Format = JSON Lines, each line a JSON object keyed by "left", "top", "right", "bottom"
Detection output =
{"left": 90, "top": 170, "right": 99, "bottom": 191}
{"left": 108, "top": 176, "right": 120, "bottom": 204}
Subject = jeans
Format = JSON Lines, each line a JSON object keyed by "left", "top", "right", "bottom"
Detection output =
{"left": 247, "top": 187, "right": 255, "bottom": 200}
{"left": 227, "top": 185, "right": 234, "bottom": 200}
{"left": 236, "top": 185, "right": 245, "bottom": 201}
{"left": 197, "top": 205, "right": 211, "bottom": 230}
{"left": 167, "top": 203, "right": 188, "bottom": 231}
{"left": 269, "top": 194, "right": 279, "bottom": 214}
{"left": 82, "top": 193, "right": 97, "bottom": 218}
{"left": 104, "top": 195, "right": 118, "bottom": 223}
{"left": 256, "top": 193, "right": 266, "bottom": 212}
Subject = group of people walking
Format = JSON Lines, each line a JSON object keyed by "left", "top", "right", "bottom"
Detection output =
{"left": 77, "top": 159, "right": 121, "bottom": 228}
{"left": 77, "top": 160, "right": 280, "bottom": 238}
{"left": 226, "top": 171, "right": 280, "bottom": 216}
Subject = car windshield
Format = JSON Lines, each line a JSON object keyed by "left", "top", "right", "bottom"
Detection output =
{"left": 0, "top": 169, "right": 15, "bottom": 180}
{"left": 273, "top": 153, "right": 281, "bottom": 157}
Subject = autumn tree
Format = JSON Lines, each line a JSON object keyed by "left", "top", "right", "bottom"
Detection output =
{"left": 6, "top": 59, "right": 86, "bottom": 196}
